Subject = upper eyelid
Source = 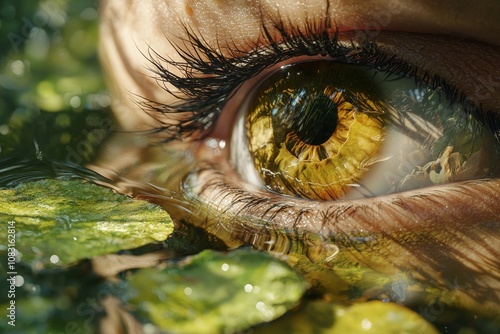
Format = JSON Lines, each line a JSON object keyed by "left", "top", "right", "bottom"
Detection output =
{"left": 367, "top": 32, "right": 500, "bottom": 109}
{"left": 141, "top": 21, "right": 499, "bottom": 142}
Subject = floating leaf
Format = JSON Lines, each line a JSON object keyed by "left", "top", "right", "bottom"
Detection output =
{"left": 0, "top": 179, "right": 173, "bottom": 267}
{"left": 255, "top": 300, "right": 439, "bottom": 334}
{"left": 126, "top": 249, "right": 308, "bottom": 333}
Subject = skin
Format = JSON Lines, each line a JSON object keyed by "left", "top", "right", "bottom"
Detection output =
{"left": 96, "top": 0, "right": 500, "bottom": 319}
{"left": 99, "top": 0, "right": 500, "bottom": 130}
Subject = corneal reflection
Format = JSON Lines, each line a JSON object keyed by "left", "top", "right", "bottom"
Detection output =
{"left": 231, "top": 61, "right": 499, "bottom": 200}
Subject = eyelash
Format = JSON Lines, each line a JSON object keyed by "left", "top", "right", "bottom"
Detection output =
{"left": 140, "top": 9, "right": 497, "bottom": 142}
{"left": 128, "top": 6, "right": 500, "bottom": 262}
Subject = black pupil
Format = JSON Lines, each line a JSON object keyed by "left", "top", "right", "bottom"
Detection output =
{"left": 291, "top": 93, "right": 339, "bottom": 145}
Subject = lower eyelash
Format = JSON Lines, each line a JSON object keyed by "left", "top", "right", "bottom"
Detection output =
{"left": 181, "top": 164, "right": 334, "bottom": 255}
{"left": 181, "top": 161, "right": 475, "bottom": 263}
{"left": 182, "top": 161, "right": 376, "bottom": 247}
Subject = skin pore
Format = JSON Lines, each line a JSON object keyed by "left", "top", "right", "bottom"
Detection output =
{"left": 96, "top": 0, "right": 500, "bottom": 320}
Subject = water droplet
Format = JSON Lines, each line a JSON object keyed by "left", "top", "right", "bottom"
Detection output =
{"left": 143, "top": 323, "right": 156, "bottom": 334}
{"left": 0, "top": 124, "right": 10, "bottom": 135}
{"left": 203, "top": 138, "right": 226, "bottom": 157}
{"left": 361, "top": 318, "right": 372, "bottom": 330}
{"left": 205, "top": 138, "right": 226, "bottom": 149}
{"left": 50, "top": 254, "right": 60, "bottom": 264}
{"left": 184, "top": 287, "right": 192, "bottom": 296}
{"left": 255, "top": 302, "right": 274, "bottom": 319}
{"left": 10, "top": 60, "right": 25, "bottom": 76}
{"left": 221, "top": 263, "right": 229, "bottom": 272}
{"left": 244, "top": 284, "right": 253, "bottom": 293}
{"left": 14, "top": 275, "right": 24, "bottom": 287}
{"left": 70, "top": 96, "right": 81, "bottom": 108}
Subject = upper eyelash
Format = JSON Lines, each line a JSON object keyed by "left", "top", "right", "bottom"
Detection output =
{"left": 138, "top": 7, "right": 494, "bottom": 142}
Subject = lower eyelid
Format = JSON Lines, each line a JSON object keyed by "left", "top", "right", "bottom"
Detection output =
{"left": 178, "top": 158, "right": 500, "bottom": 311}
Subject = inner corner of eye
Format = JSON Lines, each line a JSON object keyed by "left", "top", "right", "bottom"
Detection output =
{"left": 228, "top": 61, "right": 500, "bottom": 201}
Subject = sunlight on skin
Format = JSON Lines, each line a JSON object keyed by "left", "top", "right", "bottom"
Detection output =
{"left": 99, "top": 0, "right": 500, "bottom": 130}
{"left": 95, "top": 0, "right": 500, "bottom": 318}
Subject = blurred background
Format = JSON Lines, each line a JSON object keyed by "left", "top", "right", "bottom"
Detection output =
{"left": 0, "top": 0, "right": 112, "bottom": 172}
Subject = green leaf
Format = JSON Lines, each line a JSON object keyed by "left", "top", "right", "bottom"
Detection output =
{"left": 0, "top": 179, "right": 173, "bottom": 267}
{"left": 126, "top": 249, "right": 308, "bottom": 334}
{"left": 255, "top": 300, "right": 439, "bottom": 334}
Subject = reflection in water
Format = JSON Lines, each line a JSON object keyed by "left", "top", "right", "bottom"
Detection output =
{"left": 0, "top": 157, "right": 109, "bottom": 187}
{"left": 88, "top": 132, "right": 500, "bottom": 325}
{"left": 88, "top": 133, "right": 341, "bottom": 262}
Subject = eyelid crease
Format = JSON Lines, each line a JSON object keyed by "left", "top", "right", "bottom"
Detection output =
{"left": 139, "top": 11, "right": 499, "bottom": 143}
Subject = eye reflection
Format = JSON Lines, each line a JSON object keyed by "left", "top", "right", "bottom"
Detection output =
{"left": 231, "top": 61, "right": 499, "bottom": 200}
{"left": 96, "top": 0, "right": 500, "bottom": 327}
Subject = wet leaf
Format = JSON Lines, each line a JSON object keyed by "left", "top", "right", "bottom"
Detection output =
{"left": 0, "top": 179, "right": 173, "bottom": 267}
{"left": 255, "top": 300, "right": 438, "bottom": 334}
{"left": 126, "top": 249, "right": 308, "bottom": 334}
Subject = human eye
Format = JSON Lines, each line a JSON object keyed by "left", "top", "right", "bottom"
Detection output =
{"left": 98, "top": 0, "right": 500, "bottom": 323}
{"left": 230, "top": 58, "right": 498, "bottom": 200}
{"left": 145, "top": 32, "right": 500, "bottom": 203}
{"left": 139, "top": 12, "right": 500, "bottom": 203}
